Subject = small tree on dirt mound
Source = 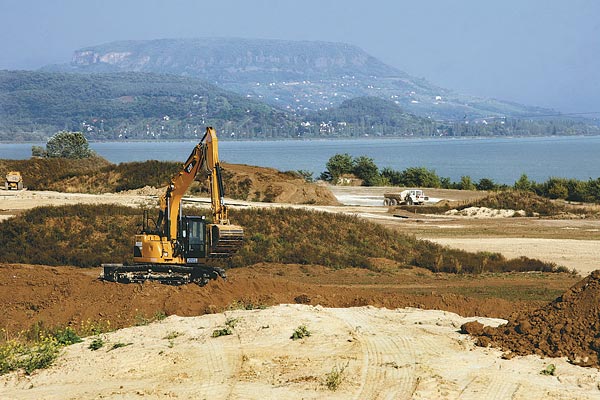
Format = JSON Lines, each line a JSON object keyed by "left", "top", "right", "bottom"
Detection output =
{"left": 37, "top": 131, "right": 94, "bottom": 159}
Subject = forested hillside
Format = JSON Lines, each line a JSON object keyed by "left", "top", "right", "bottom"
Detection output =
{"left": 1, "top": 71, "right": 597, "bottom": 141}
{"left": 0, "top": 70, "right": 296, "bottom": 140}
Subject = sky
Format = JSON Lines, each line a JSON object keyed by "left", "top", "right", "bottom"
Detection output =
{"left": 1, "top": 0, "right": 598, "bottom": 113}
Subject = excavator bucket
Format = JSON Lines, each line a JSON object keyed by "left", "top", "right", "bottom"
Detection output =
{"left": 209, "top": 223, "right": 244, "bottom": 258}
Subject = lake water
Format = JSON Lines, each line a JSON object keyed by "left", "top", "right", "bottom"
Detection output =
{"left": 2, "top": 136, "right": 599, "bottom": 184}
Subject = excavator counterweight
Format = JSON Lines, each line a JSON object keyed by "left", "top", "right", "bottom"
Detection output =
{"left": 102, "top": 127, "right": 244, "bottom": 285}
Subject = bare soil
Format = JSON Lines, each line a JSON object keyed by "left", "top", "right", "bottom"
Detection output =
{"left": 0, "top": 263, "right": 578, "bottom": 336}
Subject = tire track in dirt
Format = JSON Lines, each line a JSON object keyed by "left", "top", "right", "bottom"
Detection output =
{"left": 193, "top": 336, "right": 243, "bottom": 398}
{"left": 333, "top": 308, "right": 417, "bottom": 399}
{"left": 458, "top": 373, "right": 520, "bottom": 400}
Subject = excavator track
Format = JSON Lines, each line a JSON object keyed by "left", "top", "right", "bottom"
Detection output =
{"left": 102, "top": 263, "right": 226, "bottom": 286}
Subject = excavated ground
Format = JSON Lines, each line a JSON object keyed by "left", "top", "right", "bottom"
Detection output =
{"left": 0, "top": 262, "right": 579, "bottom": 336}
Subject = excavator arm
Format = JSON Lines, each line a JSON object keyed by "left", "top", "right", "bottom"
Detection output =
{"left": 157, "top": 127, "right": 230, "bottom": 240}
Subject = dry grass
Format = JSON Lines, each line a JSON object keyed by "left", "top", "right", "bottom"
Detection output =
{"left": 0, "top": 204, "right": 565, "bottom": 275}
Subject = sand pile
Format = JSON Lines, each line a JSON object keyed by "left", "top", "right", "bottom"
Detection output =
{"left": 463, "top": 270, "right": 600, "bottom": 367}
{"left": 446, "top": 206, "right": 526, "bottom": 218}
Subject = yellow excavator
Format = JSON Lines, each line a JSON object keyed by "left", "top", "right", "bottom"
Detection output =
{"left": 102, "top": 127, "right": 244, "bottom": 285}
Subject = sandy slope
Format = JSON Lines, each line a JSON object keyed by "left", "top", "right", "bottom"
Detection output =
{"left": 2, "top": 305, "right": 600, "bottom": 399}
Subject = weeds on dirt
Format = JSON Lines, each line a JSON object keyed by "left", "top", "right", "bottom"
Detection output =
{"left": 227, "top": 299, "right": 267, "bottom": 311}
{"left": 212, "top": 317, "right": 240, "bottom": 338}
{"left": 88, "top": 336, "right": 104, "bottom": 351}
{"left": 0, "top": 319, "right": 114, "bottom": 376}
{"left": 540, "top": 364, "right": 556, "bottom": 376}
{"left": 79, "top": 319, "right": 112, "bottom": 336}
{"left": 153, "top": 311, "right": 167, "bottom": 321}
{"left": 290, "top": 325, "right": 311, "bottom": 340}
{"left": 108, "top": 342, "right": 132, "bottom": 351}
{"left": 163, "top": 331, "right": 182, "bottom": 340}
{"left": 0, "top": 336, "right": 61, "bottom": 375}
{"left": 324, "top": 362, "right": 349, "bottom": 390}
{"left": 52, "top": 327, "right": 83, "bottom": 346}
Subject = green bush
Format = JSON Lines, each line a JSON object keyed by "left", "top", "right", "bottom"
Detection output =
{"left": 290, "top": 325, "right": 311, "bottom": 340}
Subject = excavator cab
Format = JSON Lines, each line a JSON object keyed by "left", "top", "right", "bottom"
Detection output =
{"left": 181, "top": 215, "right": 207, "bottom": 262}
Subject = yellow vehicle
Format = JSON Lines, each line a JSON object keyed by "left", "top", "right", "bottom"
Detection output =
{"left": 5, "top": 171, "right": 23, "bottom": 190}
{"left": 103, "top": 127, "right": 244, "bottom": 285}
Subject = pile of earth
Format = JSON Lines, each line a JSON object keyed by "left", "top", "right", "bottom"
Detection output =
{"left": 462, "top": 270, "right": 600, "bottom": 367}
{"left": 217, "top": 163, "right": 338, "bottom": 205}
{"left": 0, "top": 157, "right": 339, "bottom": 206}
{"left": 446, "top": 206, "right": 526, "bottom": 218}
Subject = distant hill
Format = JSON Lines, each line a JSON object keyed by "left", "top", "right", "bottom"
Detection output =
{"left": 0, "top": 70, "right": 298, "bottom": 140}
{"left": 2, "top": 70, "right": 597, "bottom": 141}
{"left": 43, "top": 38, "right": 552, "bottom": 119}
{"left": 0, "top": 70, "right": 431, "bottom": 140}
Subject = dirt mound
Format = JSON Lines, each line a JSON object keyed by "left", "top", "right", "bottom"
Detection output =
{"left": 221, "top": 163, "right": 338, "bottom": 205}
{"left": 446, "top": 206, "right": 526, "bottom": 218}
{"left": 463, "top": 270, "right": 600, "bottom": 367}
{"left": 458, "top": 190, "right": 562, "bottom": 216}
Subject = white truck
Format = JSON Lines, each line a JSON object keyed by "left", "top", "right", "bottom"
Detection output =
{"left": 383, "top": 189, "right": 428, "bottom": 206}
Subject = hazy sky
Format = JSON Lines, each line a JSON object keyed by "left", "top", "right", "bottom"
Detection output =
{"left": 1, "top": 0, "right": 598, "bottom": 113}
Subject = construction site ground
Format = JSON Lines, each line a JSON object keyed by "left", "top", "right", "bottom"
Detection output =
{"left": 1, "top": 186, "right": 600, "bottom": 399}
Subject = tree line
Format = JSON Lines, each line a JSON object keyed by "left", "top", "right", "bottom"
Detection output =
{"left": 320, "top": 153, "right": 600, "bottom": 203}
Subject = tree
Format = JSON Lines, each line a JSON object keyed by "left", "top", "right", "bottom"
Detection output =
{"left": 545, "top": 178, "right": 569, "bottom": 199}
{"left": 45, "top": 131, "right": 93, "bottom": 159}
{"left": 31, "top": 145, "right": 47, "bottom": 158}
{"left": 476, "top": 178, "right": 497, "bottom": 191}
{"left": 352, "top": 156, "right": 380, "bottom": 186}
{"left": 399, "top": 167, "right": 441, "bottom": 188}
{"left": 324, "top": 153, "right": 354, "bottom": 183}
{"left": 459, "top": 176, "right": 476, "bottom": 190}
{"left": 514, "top": 174, "right": 534, "bottom": 192}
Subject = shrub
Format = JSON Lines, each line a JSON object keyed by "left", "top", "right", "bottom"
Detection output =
{"left": 212, "top": 317, "right": 239, "bottom": 338}
{"left": 290, "top": 325, "right": 311, "bottom": 340}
